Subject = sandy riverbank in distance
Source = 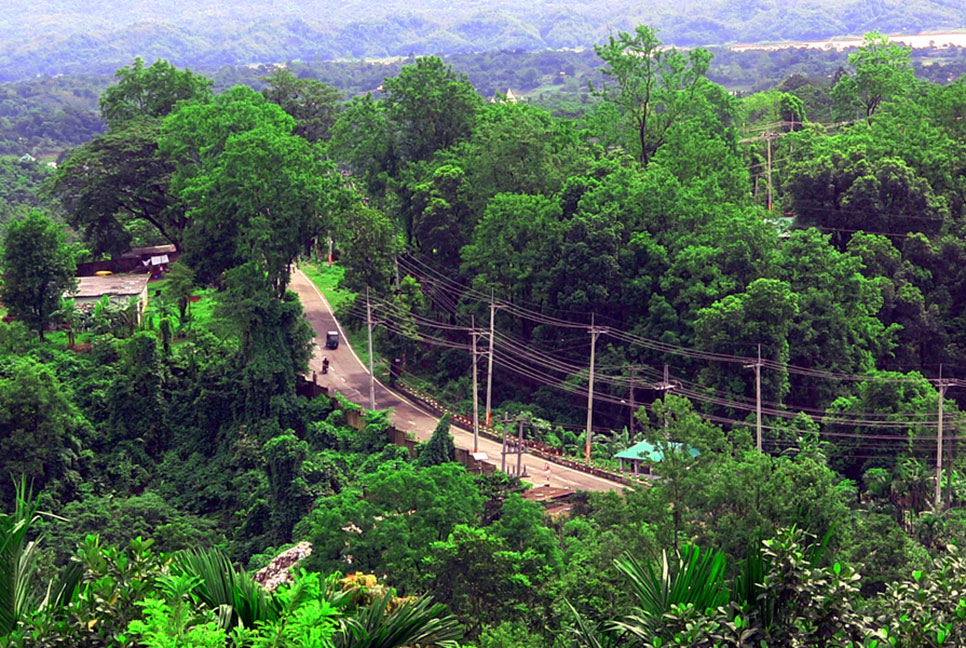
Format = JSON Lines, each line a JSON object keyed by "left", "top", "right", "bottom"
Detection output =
{"left": 732, "top": 30, "right": 966, "bottom": 52}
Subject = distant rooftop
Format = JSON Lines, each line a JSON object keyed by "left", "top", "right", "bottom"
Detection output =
{"left": 614, "top": 440, "right": 700, "bottom": 462}
{"left": 120, "top": 244, "right": 177, "bottom": 259}
{"left": 72, "top": 274, "right": 150, "bottom": 298}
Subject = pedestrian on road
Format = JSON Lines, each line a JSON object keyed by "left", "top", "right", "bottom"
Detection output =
{"left": 544, "top": 462, "right": 551, "bottom": 484}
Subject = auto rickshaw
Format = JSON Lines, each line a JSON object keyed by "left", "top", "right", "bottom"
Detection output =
{"left": 325, "top": 331, "right": 339, "bottom": 349}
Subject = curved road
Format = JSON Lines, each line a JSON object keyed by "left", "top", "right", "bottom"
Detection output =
{"left": 290, "top": 268, "right": 623, "bottom": 493}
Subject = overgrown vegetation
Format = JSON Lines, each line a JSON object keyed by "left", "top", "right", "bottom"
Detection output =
{"left": 5, "top": 21, "right": 966, "bottom": 647}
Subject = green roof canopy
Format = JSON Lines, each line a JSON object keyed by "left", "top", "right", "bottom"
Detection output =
{"left": 614, "top": 440, "right": 700, "bottom": 462}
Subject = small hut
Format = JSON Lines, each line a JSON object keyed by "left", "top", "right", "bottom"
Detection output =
{"left": 68, "top": 274, "right": 150, "bottom": 323}
{"left": 615, "top": 440, "right": 700, "bottom": 476}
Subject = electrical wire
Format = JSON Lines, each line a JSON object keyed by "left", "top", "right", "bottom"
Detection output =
{"left": 396, "top": 253, "right": 965, "bottom": 389}
{"left": 343, "top": 300, "right": 955, "bottom": 441}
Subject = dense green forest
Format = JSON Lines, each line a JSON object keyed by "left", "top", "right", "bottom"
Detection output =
{"left": 7, "top": 26, "right": 966, "bottom": 647}
{"left": 4, "top": 42, "right": 966, "bottom": 159}
{"left": 2, "top": 0, "right": 965, "bottom": 80}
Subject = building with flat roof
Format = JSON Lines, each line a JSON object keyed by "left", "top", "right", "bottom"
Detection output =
{"left": 68, "top": 274, "right": 150, "bottom": 323}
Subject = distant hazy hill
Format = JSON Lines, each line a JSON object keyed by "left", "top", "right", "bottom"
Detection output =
{"left": 1, "top": 0, "right": 963, "bottom": 81}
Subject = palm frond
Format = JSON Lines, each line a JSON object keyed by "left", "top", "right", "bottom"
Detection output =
{"left": 564, "top": 600, "right": 623, "bottom": 648}
{"left": 0, "top": 479, "right": 42, "bottom": 635}
{"left": 174, "top": 546, "right": 280, "bottom": 629}
{"left": 615, "top": 545, "right": 728, "bottom": 638}
{"left": 334, "top": 592, "right": 461, "bottom": 648}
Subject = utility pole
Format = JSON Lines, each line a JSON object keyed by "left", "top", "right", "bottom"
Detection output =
{"left": 628, "top": 366, "right": 636, "bottom": 437}
{"left": 366, "top": 287, "right": 376, "bottom": 411}
{"left": 655, "top": 365, "right": 674, "bottom": 432}
{"left": 936, "top": 366, "right": 951, "bottom": 508}
{"left": 501, "top": 411, "right": 510, "bottom": 472}
{"left": 585, "top": 316, "right": 604, "bottom": 464}
{"left": 766, "top": 133, "right": 775, "bottom": 211}
{"left": 743, "top": 345, "right": 763, "bottom": 451}
{"left": 500, "top": 412, "right": 528, "bottom": 477}
{"left": 485, "top": 292, "right": 497, "bottom": 427}
{"left": 471, "top": 316, "right": 481, "bottom": 453}
{"left": 947, "top": 420, "right": 955, "bottom": 510}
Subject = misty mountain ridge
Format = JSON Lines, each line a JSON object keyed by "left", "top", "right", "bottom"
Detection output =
{"left": 1, "top": 0, "right": 964, "bottom": 81}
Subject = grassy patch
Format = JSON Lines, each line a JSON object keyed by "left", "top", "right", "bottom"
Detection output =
{"left": 299, "top": 263, "right": 388, "bottom": 377}
{"left": 299, "top": 263, "right": 355, "bottom": 311}
{"left": 143, "top": 278, "right": 218, "bottom": 336}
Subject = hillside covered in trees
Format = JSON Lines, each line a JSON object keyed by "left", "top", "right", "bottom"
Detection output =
{"left": 6, "top": 23, "right": 966, "bottom": 647}
{"left": 1, "top": 0, "right": 965, "bottom": 80}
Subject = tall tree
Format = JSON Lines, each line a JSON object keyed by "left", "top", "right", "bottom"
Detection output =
{"left": 162, "top": 86, "right": 348, "bottom": 291}
{"left": 454, "top": 102, "right": 590, "bottom": 212}
{"left": 262, "top": 68, "right": 342, "bottom": 143}
{"left": 327, "top": 93, "right": 394, "bottom": 197}
{"left": 410, "top": 164, "right": 474, "bottom": 271}
{"left": 51, "top": 120, "right": 184, "bottom": 255}
{"left": 99, "top": 57, "right": 212, "bottom": 127}
{"left": 51, "top": 59, "right": 211, "bottom": 255}
{"left": 0, "top": 211, "right": 76, "bottom": 340}
{"left": 831, "top": 31, "right": 915, "bottom": 121}
{"left": 592, "top": 25, "right": 712, "bottom": 167}
{"left": 382, "top": 56, "right": 482, "bottom": 164}
{"left": 461, "top": 192, "right": 564, "bottom": 309}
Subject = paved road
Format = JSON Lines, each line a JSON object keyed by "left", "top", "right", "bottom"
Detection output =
{"left": 290, "top": 268, "right": 623, "bottom": 493}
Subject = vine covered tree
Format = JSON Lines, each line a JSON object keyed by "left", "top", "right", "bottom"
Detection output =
{"left": 418, "top": 414, "right": 456, "bottom": 467}
{"left": 0, "top": 211, "right": 77, "bottom": 340}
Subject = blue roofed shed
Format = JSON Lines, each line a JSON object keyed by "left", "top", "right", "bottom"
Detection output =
{"left": 615, "top": 440, "right": 700, "bottom": 475}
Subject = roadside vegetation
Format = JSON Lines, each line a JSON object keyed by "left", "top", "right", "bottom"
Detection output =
{"left": 4, "top": 24, "right": 966, "bottom": 646}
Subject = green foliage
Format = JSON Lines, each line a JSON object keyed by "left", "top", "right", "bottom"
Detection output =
{"left": 262, "top": 68, "right": 342, "bottom": 144}
{"left": 382, "top": 57, "right": 482, "bottom": 164}
{"left": 263, "top": 433, "right": 312, "bottom": 545}
{"left": 51, "top": 58, "right": 212, "bottom": 256}
{"left": 12, "top": 20, "right": 966, "bottom": 648}
{"left": 162, "top": 85, "right": 349, "bottom": 291}
{"left": 0, "top": 480, "right": 42, "bottom": 636}
{"left": 327, "top": 94, "right": 393, "bottom": 197}
{"left": 832, "top": 31, "right": 916, "bottom": 120}
{"left": 335, "top": 590, "right": 460, "bottom": 648}
{"left": 43, "top": 492, "right": 221, "bottom": 565}
{"left": 52, "top": 534, "right": 169, "bottom": 647}
{"left": 417, "top": 414, "right": 456, "bottom": 467}
{"left": 165, "top": 262, "right": 196, "bottom": 324}
{"left": 100, "top": 57, "right": 212, "bottom": 127}
{"left": 0, "top": 358, "right": 87, "bottom": 502}
{"left": 124, "top": 574, "right": 228, "bottom": 648}
{"left": 611, "top": 545, "right": 729, "bottom": 643}
{"left": 337, "top": 206, "right": 401, "bottom": 294}
{"left": 0, "top": 211, "right": 77, "bottom": 339}
{"left": 871, "top": 544, "right": 966, "bottom": 646}
{"left": 592, "top": 25, "right": 713, "bottom": 167}
{"left": 173, "top": 547, "right": 279, "bottom": 629}
{"left": 299, "top": 462, "right": 483, "bottom": 594}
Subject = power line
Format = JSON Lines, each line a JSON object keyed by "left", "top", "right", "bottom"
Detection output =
{"left": 344, "top": 297, "right": 959, "bottom": 441}
{"left": 396, "top": 253, "right": 963, "bottom": 388}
